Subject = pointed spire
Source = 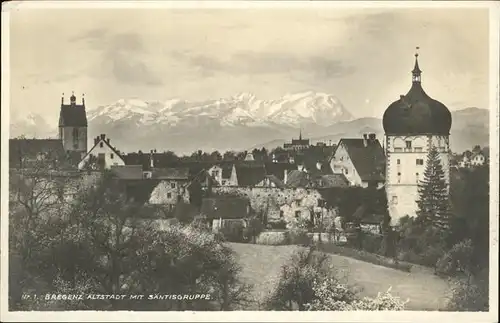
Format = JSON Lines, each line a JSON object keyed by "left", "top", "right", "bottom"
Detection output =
{"left": 299, "top": 127, "right": 302, "bottom": 141}
{"left": 412, "top": 46, "right": 422, "bottom": 83}
{"left": 82, "top": 93, "right": 85, "bottom": 106}
{"left": 61, "top": 92, "right": 65, "bottom": 105}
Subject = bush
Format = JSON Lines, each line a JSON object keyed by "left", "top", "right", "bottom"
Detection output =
{"left": 447, "top": 268, "right": 489, "bottom": 311}
{"left": 288, "top": 228, "right": 312, "bottom": 246}
{"left": 435, "top": 239, "right": 474, "bottom": 277}
{"left": 305, "top": 282, "right": 408, "bottom": 311}
{"left": 267, "top": 219, "right": 287, "bottom": 230}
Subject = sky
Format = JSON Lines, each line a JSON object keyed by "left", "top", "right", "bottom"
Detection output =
{"left": 8, "top": 6, "right": 491, "bottom": 124}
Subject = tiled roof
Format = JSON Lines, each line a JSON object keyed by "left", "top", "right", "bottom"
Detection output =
{"left": 59, "top": 104, "right": 88, "bottom": 127}
{"left": 316, "top": 174, "right": 350, "bottom": 188}
{"left": 110, "top": 165, "right": 144, "bottom": 180}
{"left": 265, "top": 175, "right": 285, "bottom": 188}
{"left": 334, "top": 138, "right": 386, "bottom": 182}
{"left": 152, "top": 167, "right": 189, "bottom": 180}
{"left": 235, "top": 162, "right": 267, "bottom": 186}
{"left": 200, "top": 197, "right": 250, "bottom": 220}
{"left": 286, "top": 170, "right": 312, "bottom": 188}
{"left": 9, "top": 139, "right": 78, "bottom": 169}
{"left": 264, "top": 162, "right": 297, "bottom": 181}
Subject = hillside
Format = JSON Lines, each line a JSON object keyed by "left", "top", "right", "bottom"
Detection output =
{"left": 229, "top": 243, "right": 451, "bottom": 311}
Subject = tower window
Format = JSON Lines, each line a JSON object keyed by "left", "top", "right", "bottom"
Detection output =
{"left": 405, "top": 141, "right": 412, "bottom": 149}
{"left": 416, "top": 159, "right": 424, "bottom": 165}
{"left": 397, "top": 159, "right": 401, "bottom": 165}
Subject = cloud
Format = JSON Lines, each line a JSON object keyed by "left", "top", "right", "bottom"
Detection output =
{"left": 108, "top": 52, "right": 162, "bottom": 86}
{"left": 178, "top": 50, "right": 355, "bottom": 81}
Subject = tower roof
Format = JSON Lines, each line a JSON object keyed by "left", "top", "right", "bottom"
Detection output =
{"left": 59, "top": 92, "right": 88, "bottom": 127}
{"left": 382, "top": 49, "right": 452, "bottom": 136}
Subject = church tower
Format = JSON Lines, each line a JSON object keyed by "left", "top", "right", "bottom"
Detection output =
{"left": 58, "top": 92, "right": 88, "bottom": 155}
{"left": 382, "top": 49, "right": 452, "bottom": 224}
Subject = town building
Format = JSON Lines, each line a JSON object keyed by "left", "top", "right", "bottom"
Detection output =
{"left": 78, "top": 134, "right": 125, "bottom": 170}
{"left": 382, "top": 50, "right": 452, "bottom": 223}
{"left": 283, "top": 130, "right": 310, "bottom": 151}
{"left": 328, "top": 134, "right": 386, "bottom": 188}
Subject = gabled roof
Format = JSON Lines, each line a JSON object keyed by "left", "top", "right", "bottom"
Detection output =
{"left": 235, "top": 162, "right": 267, "bottom": 186}
{"left": 81, "top": 136, "right": 125, "bottom": 166}
{"left": 333, "top": 138, "right": 386, "bottom": 182}
{"left": 59, "top": 104, "right": 88, "bottom": 127}
{"left": 200, "top": 197, "right": 250, "bottom": 220}
{"left": 152, "top": 168, "right": 189, "bottom": 180}
{"left": 9, "top": 139, "right": 78, "bottom": 170}
{"left": 316, "top": 174, "right": 350, "bottom": 188}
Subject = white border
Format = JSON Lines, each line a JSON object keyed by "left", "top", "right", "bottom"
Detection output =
{"left": 1, "top": 1, "right": 499, "bottom": 322}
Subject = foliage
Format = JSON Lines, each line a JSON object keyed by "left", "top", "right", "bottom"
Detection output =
{"left": 305, "top": 283, "right": 407, "bottom": 311}
{"left": 9, "top": 169, "right": 252, "bottom": 311}
{"left": 265, "top": 248, "right": 408, "bottom": 311}
{"left": 435, "top": 239, "right": 474, "bottom": 277}
{"left": 447, "top": 268, "right": 489, "bottom": 312}
{"left": 263, "top": 247, "right": 329, "bottom": 310}
{"left": 416, "top": 145, "right": 452, "bottom": 232}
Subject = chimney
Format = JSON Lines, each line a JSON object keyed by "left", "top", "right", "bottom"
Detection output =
{"left": 94, "top": 137, "right": 99, "bottom": 145}
{"left": 284, "top": 169, "right": 288, "bottom": 184}
{"left": 107, "top": 138, "right": 110, "bottom": 144}
{"left": 363, "top": 134, "right": 368, "bottom": 147}
{"left": 100, "top": 134, "right": 105, "bottom": 140}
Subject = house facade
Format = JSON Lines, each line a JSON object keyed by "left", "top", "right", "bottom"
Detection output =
{"left": 78, "top": 134, "right": 125, "bottom": 170}
{"left": 329, "top": 134, "right": 385, "bottom": 188}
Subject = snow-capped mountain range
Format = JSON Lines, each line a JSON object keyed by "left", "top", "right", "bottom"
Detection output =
{"left": 86, "top": 91, "right": 353, "bottom": 128}
{"left": 9, "top": 92, "right": 489, "bottom": 155}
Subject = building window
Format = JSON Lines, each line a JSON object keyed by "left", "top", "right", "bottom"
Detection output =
{"left": 171, "top": 182, "right": 176, "bottom": 189}
{"left": 280, "top": 210, "right": 284, "bottom": 218}
{"left": 295, "top": 210, "right": 301, "bottom": 218}
{"left": 397, "top": 172, "right": 401, "bottom": 183}
{"left": 397, "top": 159, "right": 401, "bottom": 165}
{"left": 416, "top": 159, "right": 424, "bottom": 165}
{"left": 167, "top": 193, "right": 172, "bottom": 199}
{"left": 100, "top": 142, "right": 103, "bottom": 148}
{"left": 405, "top": 141, "right": 412, "bottom": 149}
{"left": 213, "top": 170, "right": 219, "bottom": 177}
{"left": 110, "top": 153, "right": 114, "bottom": 159}
{"left": 345, "top": 169, "right": 349, "bottom": 174}
{"left": 416, "top": 172, "right": 419, "bottom": 181}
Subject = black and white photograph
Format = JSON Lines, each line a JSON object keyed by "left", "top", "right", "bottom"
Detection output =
{"left": 1, "top": 1, "right": 498, "bottom": 322}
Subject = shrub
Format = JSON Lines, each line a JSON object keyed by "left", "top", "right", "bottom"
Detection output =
{"left": 267, "top": 219, "right": 287, "bottom": 230}
{"left": 305, "top": 282, "right": 408, "bottom": 311}
{"left": 288, "top": 228, "right": 312, "bottom": 246}
{"left": 447, "top": 268, "right": 489, "bottom": 311}
{"left": 435, "top": 239, "right": 474, "bottom": 277}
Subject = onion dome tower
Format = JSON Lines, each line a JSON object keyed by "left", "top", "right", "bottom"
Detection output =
{"left": 383, "top": 48, "right": 452, "bottom": 223}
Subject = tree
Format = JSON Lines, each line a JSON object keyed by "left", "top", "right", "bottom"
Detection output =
{"left": 416, "top": 145, "right": 451, "bottom": 232}
{"left": 210, "top": 150, "right": 222, "bottom": 161}
{"left": 223, "top": 150, "right": 236, "bottom": 161}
